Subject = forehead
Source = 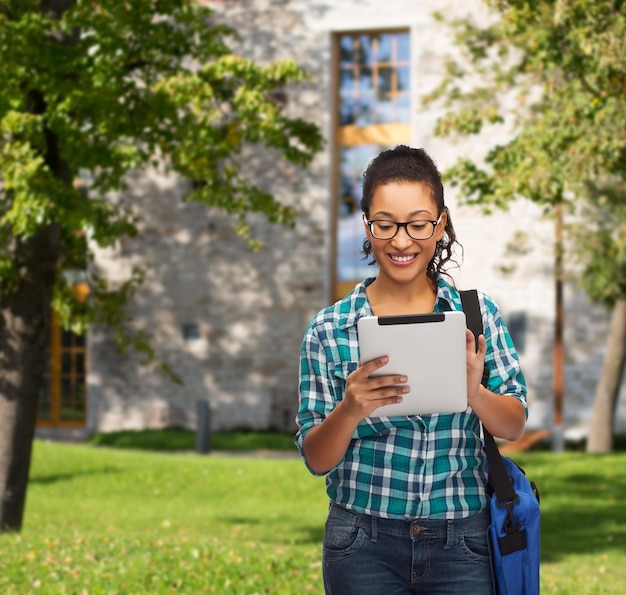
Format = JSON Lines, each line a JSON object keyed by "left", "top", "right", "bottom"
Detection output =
{"left": 369, "top": 182, "right": 437, "bottom": 216}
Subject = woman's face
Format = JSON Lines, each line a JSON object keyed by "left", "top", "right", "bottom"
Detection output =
{"left": 364, "top": 181, "right": 446, "bottom": 288}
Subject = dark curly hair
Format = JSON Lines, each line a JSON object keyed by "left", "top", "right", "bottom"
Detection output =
{"left": 360, "top": 145, "right": 461, "bottom": 281}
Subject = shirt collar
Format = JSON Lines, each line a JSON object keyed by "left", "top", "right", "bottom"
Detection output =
{"left": 434, "top": 275, "right": 463, "bottom": 312}
{"left": 337, "top": 279, "right": 374, "bottom": 331}
{"left": 338, "top": 275, "right": 463, "bottom": 331}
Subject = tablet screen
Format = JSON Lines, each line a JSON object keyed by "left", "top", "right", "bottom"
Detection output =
{"left": 357, "top": 311, "right": 468, "bottom": 416}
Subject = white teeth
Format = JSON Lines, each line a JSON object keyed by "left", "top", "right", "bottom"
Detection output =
{"left": 390, "top": 254, "right": 416, "bottom": 262}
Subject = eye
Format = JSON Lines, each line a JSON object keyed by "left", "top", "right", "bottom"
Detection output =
{"left": 374, "top": 221, "right": 395, "bottom": 232}
{"left": 408, "top": 221, "right": 430, "bottom": 232}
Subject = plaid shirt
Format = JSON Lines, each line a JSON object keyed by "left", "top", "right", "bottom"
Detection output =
{"left": 296, "top": 276, "right": 527, "bottom": 520}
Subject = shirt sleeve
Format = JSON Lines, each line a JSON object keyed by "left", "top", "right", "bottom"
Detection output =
{"left": 480, "top": 291, "right": 528, "bottom": 418}
{"left": 295, "top": 319, "right": 337, "bottom": 475}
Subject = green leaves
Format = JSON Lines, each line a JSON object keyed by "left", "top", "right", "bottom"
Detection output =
{"left": 433, "top": 0, "right": 626, "bottom": 306}
{"left": 0, "top": 0, "right": 321, "bottom": 364}
{"left": 568, "top": 184, "right": 626, "bottom": 307}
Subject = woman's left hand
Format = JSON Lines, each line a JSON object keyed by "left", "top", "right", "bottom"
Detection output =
{"left": 465, "top": 328, "right": 486, "bottom": 403}
{"left": 464, "top": 328, "right": 526, "bottom": 440}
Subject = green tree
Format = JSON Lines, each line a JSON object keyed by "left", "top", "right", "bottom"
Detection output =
{"left": 0, "top": 0, "right": 322, "bottom": 532}
{"left": 429, "top": 0, "right": 626, "bottom": 452}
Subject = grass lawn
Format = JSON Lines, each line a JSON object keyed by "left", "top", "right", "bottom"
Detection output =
{"left": 0, "top": 441, "right": 625, "bottom": 594}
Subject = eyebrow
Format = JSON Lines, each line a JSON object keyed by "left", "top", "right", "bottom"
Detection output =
{"left": 371, "top": 210, "right": 434, "bottom": 219}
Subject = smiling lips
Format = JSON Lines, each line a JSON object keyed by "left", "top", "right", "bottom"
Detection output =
{"left": 389, "top": 253, "right": 417, "bottom": 264}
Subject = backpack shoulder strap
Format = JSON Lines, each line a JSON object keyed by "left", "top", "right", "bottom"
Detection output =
{"left": 459, "top": 289, "right": 516, "bottom": 503}
{"left": 460, "top": 289, "right": 483, "bottom": 354}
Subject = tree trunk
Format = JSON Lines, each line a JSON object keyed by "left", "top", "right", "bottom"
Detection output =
{"left": 586, "top": 298, "right": 626, "bottom": 453}
{"left": 0, "top": 225, "right": 61, "bottom": 532}
{"left": 0, "top": 1, "right": 74, "bottom": 532}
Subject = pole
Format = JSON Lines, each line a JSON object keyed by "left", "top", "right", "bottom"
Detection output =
{"left": 553, "top": 203, "right": 565, "bottom": 452}
{"left": 196, "top": 400, "right": 211, "bottom": 454}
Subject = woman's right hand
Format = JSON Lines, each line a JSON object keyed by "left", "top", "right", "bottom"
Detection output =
{"left": 342, "top": 357, "right": 410, "bottom": 421}
{"left": 302, "top": 357, "right": 410, "bottom": 474}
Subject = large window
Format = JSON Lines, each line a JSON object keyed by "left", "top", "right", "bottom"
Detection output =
{"left": 37, "top": 308, "right": 88, "bottom": 428}
{"left": 333, "top": 31, "right": 411, "bottom": 300}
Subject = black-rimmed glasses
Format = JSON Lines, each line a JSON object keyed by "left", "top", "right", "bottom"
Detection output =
{"left": 364, "top": 214, "right": 442, "bottom": 240}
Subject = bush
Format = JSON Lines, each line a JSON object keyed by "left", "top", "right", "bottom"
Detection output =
{"left": 88, "top": 427, "right": 298, "bottom": 452}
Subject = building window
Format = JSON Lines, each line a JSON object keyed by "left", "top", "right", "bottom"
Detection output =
{"left": 38, "top": 173, "right": 91, "bottom": 428}
{"left": 333, "top": 30, "right": 411, "bottom": 300}
{"left": 37, "top": 309, "right": 88, "bottom": 428}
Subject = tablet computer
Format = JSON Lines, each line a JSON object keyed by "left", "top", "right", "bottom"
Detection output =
{"left": 357, "top": 311, "right": 467, "bottom": 417}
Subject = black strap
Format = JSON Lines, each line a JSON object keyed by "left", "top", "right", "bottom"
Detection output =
{"left": 459, "top": 290, "right": 517, "bottom": 506}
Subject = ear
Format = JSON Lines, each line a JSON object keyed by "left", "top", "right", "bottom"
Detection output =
{"left": 435, "top": 208, "right": 448, "bottom": 242}
{"left": 362, "top": 213, "right": 371, "bottom": 238}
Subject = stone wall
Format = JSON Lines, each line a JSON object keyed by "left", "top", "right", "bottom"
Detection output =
{"left": 86, "top": 0, "right": 626, "bottom": 437}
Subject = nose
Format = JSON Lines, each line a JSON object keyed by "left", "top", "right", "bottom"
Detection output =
{"left": 391, "top": 224, "right": 414, "bottom": 248}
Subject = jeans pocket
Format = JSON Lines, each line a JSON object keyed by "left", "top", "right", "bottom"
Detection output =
{"left": 458, "top": 531, "right": 491, "bottom": 565}
{"left": 323, "top": 507, "right": 367, "bottom": 561}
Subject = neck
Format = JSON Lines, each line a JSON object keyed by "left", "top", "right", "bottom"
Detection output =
{"left": 366, "top": 276, "right": 437, "bottom": 316}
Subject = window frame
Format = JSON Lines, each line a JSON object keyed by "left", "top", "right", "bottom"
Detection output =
{"left": 37, "top": 282, "right": 89, "bottom": 429}
{"left": 331, "top": 29, "right": 412, "bottom": 301}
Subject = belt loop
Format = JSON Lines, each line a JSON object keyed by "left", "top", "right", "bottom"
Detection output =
{"left": 444, "top": 519, "right": 454, "bottom": 550}
{"left": 370, "top": 514, "right": 378, "bottom": 543}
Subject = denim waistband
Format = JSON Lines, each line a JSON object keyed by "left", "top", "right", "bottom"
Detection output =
{"left": 328, "top": 502, "right": 490, "bottom": 540}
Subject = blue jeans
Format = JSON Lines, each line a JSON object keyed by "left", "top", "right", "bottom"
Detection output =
{"left": 323, "top": 503, "right": 494, "bottom": 594}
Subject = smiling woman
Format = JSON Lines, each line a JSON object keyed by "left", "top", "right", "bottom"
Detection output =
{"left": 363, "top": 181, "right": 447, "bottom": 304}
{"left": 296, "top": 145, "right": 529, "bottom": 594}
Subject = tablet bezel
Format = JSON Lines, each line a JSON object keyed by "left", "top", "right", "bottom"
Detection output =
{"left": 357, "top": 311, "right": 468, "bottom": 417}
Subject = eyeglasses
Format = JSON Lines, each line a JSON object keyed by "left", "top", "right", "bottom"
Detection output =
{"left": 364, "top": 214, "right": 442, "bottom": 240}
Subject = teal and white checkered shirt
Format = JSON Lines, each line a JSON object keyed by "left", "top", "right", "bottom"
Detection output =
{"left": 296, "top": 276, "right": 527, "bottom": 520}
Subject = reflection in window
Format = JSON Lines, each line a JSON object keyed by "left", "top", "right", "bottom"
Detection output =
{"left": 335, "top": 31, "right": 410, "bottom": 290}
{"left": 339, "top": 32, "right": 410, "bottom": 126}
{"left": 337, "top": 145, "right": 385, "bottom": 282}
{"left": 59, "top": 329, "right": 87, "bottom": 421}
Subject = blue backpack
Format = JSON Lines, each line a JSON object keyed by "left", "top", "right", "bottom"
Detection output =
{"left": 461, "top": 290, "right": 541, "bottom": 595}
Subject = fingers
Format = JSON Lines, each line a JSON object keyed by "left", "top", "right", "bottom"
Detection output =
{"left": 360, "top": 355, "right": 391, "bottom": 376}
{"left": 344, "top": 356, "right": 410, "bottom": 418}
{"left": 359, "top": 356, "right": 408, "bottom": 391}
{"left": 465, "top": 328, "right": 478, "bottom": 352}
{"left": 477, "top": 334, "right": 487, "bottom": 356}
{"left": 466, "top": 332, "right": 487, "bottom": 402}
{"left": 465, "top": 329, "right": 486, "bottom": 356}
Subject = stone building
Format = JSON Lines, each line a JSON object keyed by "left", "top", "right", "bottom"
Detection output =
{"left": 37, "top": 0, "right": 626, "bottom": 440}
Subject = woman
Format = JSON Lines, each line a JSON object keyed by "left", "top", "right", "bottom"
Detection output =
{"left": 296, "top": 145, "right": 527, "bottom": 594}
